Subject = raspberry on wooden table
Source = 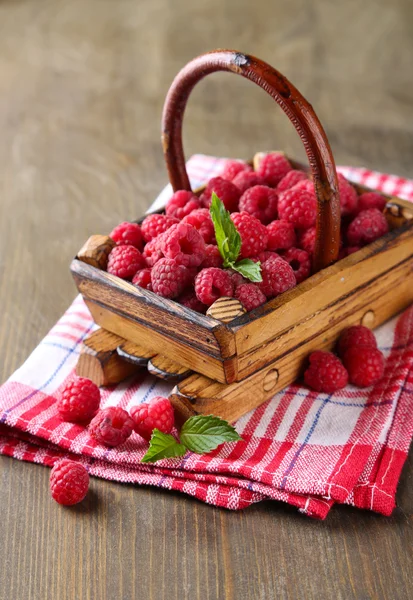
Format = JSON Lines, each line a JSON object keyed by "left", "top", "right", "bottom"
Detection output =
{"left": 304, "top": 351, "right": 348, "bottom": 393}
{"left": 143, "top": 237, "right": 164, "bottom": 267}
{"left": 151, "top": 258, "right": 190, "bottom": 298}
{"left": 161, "top": 222, "right": 206, "bottom": 267}
{"left": 195, "top": 268, "right": 234, "bottom": 306}
{"left": 232, "top": 171, "right": 266, "bottom": 195}
{"left": 239, "top": 185, "right": 278, "bottom": 224}
{"left": 57, "top": 376, "right": 101, "bottom": 423}
{"left": 235, "top": 283, "right": 266, "bottom": 311}
{"left": 342, "top": 346, "right": 385, "bottom": 387}
{"left": 110, "top": 221, "right": 143, "bottom": 250}
{"left": 283, "top": 247, "right": 311, "bottom": 284}
{"left": 141, "top": 213, "right": 179, "bottom": 243}
{"left": 266, "top": 220, "right": 297, "bottom": 251}
{"left": 337, "top": 325, "right": 377, "bottom": 358}
{"left": 220, "top": 159, "right": 253, "bottom": 181}
{"left": 50, "top": 459, "right": 89, "bottom": 506}
{"left": 130, "top": 396, "right": 175, "bottom": 441}
{"left": 256, "top": 152, "right": 292, "bottom": 187}
{"left": 165, "top": 190, "right": 202, "bottom": 220}
{"left": 201, "top": 244, "right": 223, "bottom": 268}
{"left": 276, "top": 170, "right": 308, "bottom": 193}
{"left": 337, "top": 173, "right": 358, "bottom": 216}
{"left": 258, "top": 255, "right": 296, "bottom": 298}
{"left": 230, "top": 212, "right": 268, "bottom": 258}
{"left": 89, "top": 406, "right": 134, "bottom": 447}
{"left": 278, "top": 187, "right": 317, "bottom": 229}
{"left": 107, "top": 245, "right": 146, "bottom": 280}
{"left": 298, "top": 227, "right": 316, "bottom": 255}
{"left": 182, "top": 208, "right": 215, "bottom": 244}
{"left": 178, "top": 290, "right": 207, "bottom": 313}
{"left": 132, "top": 268, "right": 152, "bottom": 290}
{"left": 200, "top": 177, "right": 241, "bottom": 212}
{"left": 357, "top": 192, "right": 387, "bottom": 214}
{"left": 346, "top": 208, "right": 389, "bottom": 246}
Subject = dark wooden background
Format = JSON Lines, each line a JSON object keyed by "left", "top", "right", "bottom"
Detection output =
{"left": 1, "top": 1, "right": 412, "bottom": 598}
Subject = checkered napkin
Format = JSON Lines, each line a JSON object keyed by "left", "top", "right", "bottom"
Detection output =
{"left": 1, "top": 155, "right": 412, "bottom": 519}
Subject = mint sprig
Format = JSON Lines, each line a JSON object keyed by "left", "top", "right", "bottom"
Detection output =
{"left": 141, "top": 430, "right": 186, "bottom": 463}
{"left": 209, "top": 193, "right": 262, "bottom": 283}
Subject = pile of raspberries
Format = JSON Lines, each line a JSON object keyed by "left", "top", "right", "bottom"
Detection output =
{"left": 105, "top": 152, "right": 389, "bottom": 314}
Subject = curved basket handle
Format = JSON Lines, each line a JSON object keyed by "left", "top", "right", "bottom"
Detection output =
{"left": 162, "top": 50, "right": 340, "bottom": 271}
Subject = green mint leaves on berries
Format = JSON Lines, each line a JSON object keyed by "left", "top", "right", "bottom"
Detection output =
{"left": 141, "top": 414, "right": 242, "bottom": 463}
{"left": 210, "top": 193, "right": 262, "bottom": 282}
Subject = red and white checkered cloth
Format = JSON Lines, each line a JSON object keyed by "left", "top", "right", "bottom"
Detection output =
{"left": 1, "top": 155, "right": 412, "bottom": 519}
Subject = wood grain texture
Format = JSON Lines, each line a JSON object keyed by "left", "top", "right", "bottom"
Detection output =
{"left": 1, "top": 1, "right": 413, "bottom": 599}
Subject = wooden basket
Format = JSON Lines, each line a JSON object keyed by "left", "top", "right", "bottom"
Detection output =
{"left": 71, "top": 50, "right": 413, "bottom": 423}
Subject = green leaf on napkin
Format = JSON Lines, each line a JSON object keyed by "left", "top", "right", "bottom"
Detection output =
{"left": 180, "top": 414, "right": 242, "bottom": 454}
{"left": 141, "top": 429, "right": 187, "bottom": 463}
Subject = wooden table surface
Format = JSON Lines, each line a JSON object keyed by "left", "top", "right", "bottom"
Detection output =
{"left": 1, "top": 1, "right": 412, "bottom": 598}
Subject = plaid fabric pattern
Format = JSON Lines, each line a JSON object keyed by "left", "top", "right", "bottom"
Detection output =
{"left": 0, "top": 154, "right": 412, "bottom": 519}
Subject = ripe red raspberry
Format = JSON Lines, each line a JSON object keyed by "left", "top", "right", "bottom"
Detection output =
{"left": 259, "top": 255, "right": 296, "bottom": 298}
{"left": 130, "top": 396, "right": 175, "bottom": 441}
{"left": 232, "top": 171, "right": 266, "bottom": 194}
{"left": 161, "top": 222, "right": 206, "bottom": 267}
{"left": 165, "top": 190, "right": 202, "bottom": 220}
{"left": 283, "top": 247, "right": 311, "bottom": 284}
{"left": 347, "top": 208, "right": 389, "bottom": 247}
{"left": 201, "top": 244, "right": 223, "bottom": 268}
{"left": 250, "top": 250, "right": 280, "bottom": 264}
{"left": 256, "top": 152, "right": 292, "bottom": 186}
{"left": 107, "top": 245, "right": 146, "bottom": 280}
{"left": 239, "top": 185, "right": 278, "bottom": 224}
{"left": 337, "top": 173, "right": 358, "bottom": 216}
{"left": 337, "top": 325, "right": 377, "bottom": 358}
{"left": 267, "top": 220, "right": 297, "bottom": 251}
{"left": 231, "top": 212, "right": 268, "bottom": 258}
{"left": 89, "top": 406, "right": 134, "bottom": 447}
{"left": 357, "top": 191, "right": 387, "bottom": 214}
{"left": 141, "top": 214, "right": 179, "bottom": 243}
{"left": 151, "top": 258, "right": 190, "bottom": 298}
{"left": 304, "top": 351, "right": 348, "bottom": 393}
{"left": 277, "top": 170, "right": 308, "bottom": 192}
{"left": 200, "top": 177, "right": 241, "bottom": 212}
{"left": 294, "top": 179, "right": 315, "bottom": 194}
{"left": 298, "top": 227, "right": 316, "bottom": 254}
{"left": 132, "top": 267, "right": 152, "bottom": 290}
{"left": 143, "top": 237, "right": 163, "bottom": 267}
{"left": 57, "top": 377, "right": 100, "bottom": 423}
{"left": 50, "top": 459, "right": 89, "bottom": 506}
{"left": 278, "top": 188, "right": 317, "bottom": 229}
{"left": 110, "top": 221, "right": 143, "bottom": 250}
{"left": 182, "top": 208, "right": 215, "bottom": 244}
{"left": 342, "top": 346, "right": 385, "bottom": 387}
{"left": 178, "top": 290, "right": 207, "bottom": 313}
{"left": 235, "top": 283, "right": 266, "bottom": 311}
{"left": 220, "top": 159, "right": 252, "bottom": 181}
{"left": 195, "top": 268, "right": 234, "bottom": 306}
{"left": 228, "top": 269, "right": 246, "bottom": 289}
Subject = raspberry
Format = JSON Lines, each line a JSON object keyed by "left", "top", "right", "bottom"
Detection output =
{"left": 283, "top": 247, "right": 311, "bottom": 284}
{"left": 278, "top": 188, "right": 317, "bottom": 229}
{"left": 201, "top": 244, "right": 223, "bottom": 268}
{"left": 143, "top": 237, "right": 163, "bottom": 267}
{"left": 345, "top": 246, "right": 361, "bottom": 256}
{"left": 357, "top": 192, "right": 387, "bottom": 214}
{"left": 178, "top": 290, "right": 207, "bottom": 313}
{"left": 132, "top": 268, "right": 152, "bottom": 290}
{"left": 304, "top": 351, "right": 348, "bottom": 393}
{"left": 259, "top": 255, "right": 296, "bottom": 298}
{"left": 130, "top": 396, "right": 175, "bottom": 441}
{"left": 267, "top": 220, "right": 297, "bottom": 251}
{"left": 294, "top": 179, "right": 315, "bottom": 194}
{"left": 89, "top": 406, "right": 134, "bottom": 447}
{"left": 141, "top": 214, "right": 179, "bottom": 243}
{"left": 232, "top": 171, "right": 266, "bottom": 195}
{"left": 235, "top": 283, "right": 266, "bottom": 311}
{"left": 220, "top": 159, "right": 252, "bottom": 181}
{"left": 195, "top": 268, "right": 234, "bottom": 306}
{"left": 251, "top": 250, "right": 280, "bottom": 264}
{"left": 57, "top": 377, "right": 101, "bottom": 423}
{"left": 277, "top": 170, "right": 308, "bottom": 192}
{"left": 298, "top": 227, "right": 316, "bottom": 254}
{"left": 347, "top": 208, "right": 389, "bottom": 246}
{"left": 342, "top": 346, "right": 385, "bottom": 387}
{"left": 165, "top": 190, "right": 202, "bottom": 220}
{"left": 151, "top": 258, "right": 190, "bottom": 298}
{"left": 256, "top": 152, "right": 292, "bottom": 187}
{"left": 182, "top": 208, "right": 215, "bottom": 244}
{"left": 200, "top": 177, "right": 241, "bottom": 212}
{"left": 50, "top": 459, "right": 89, "bottom": 506}
{"left": 337, "top": 325, "right": 377, "bottom": 358}
{"left": 337, "top": 173, "right": 358, "bottom": 216}
{"left": 161, "top": 222, "right": 206, "bottom": 267}
{"left": 107, "top": 245, "right": 146, "bottom": 280}
{"left": 228, "top": 269, "right": 246, "bottom": 289}
{"left": 238, "top": 185, "right": 278, "bottom": 224}
{"left": 110, "top": 221, "right": 143, "bottom": 250}
{"left": 230, "top": 212, "right": 268, "bottom": 258}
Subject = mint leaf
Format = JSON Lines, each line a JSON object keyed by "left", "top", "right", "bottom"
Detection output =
{"left": 210, "top": 193, "right": 241, "bottom": 266}
{"left": 141, "top": 429, "right": 187, "bottom": 463}
{"left": 232, "top": 259, "right": 263, "bottom": 283}
{"left": 180, "top": 415, "right": 242, "bottom": 454}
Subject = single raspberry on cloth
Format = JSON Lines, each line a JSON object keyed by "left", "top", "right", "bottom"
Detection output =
{"left": 143, "top": 237, "right": 164, "bottom": 267}
{"left": 132, "top": 268, "right": 152, "bottom": 290}
{"left": 267, "top": 220, "right": 297, "bottom": 251}
{"left": 89, "top": 406, "right": 134, "bottom": 447}
{"left": 107, "top": 245, "right": 146, "bottom": 280}
{"left": 201, "top": 244, "right": 223, "bottom": 268}
{"left": 220, "top": 159, "right": 252, "bottom": 181}
{"left": 232, "top": 171, "right": 266, "bottom": 195}
{"left": 347, "top": 208, "right": 389, "bottom": 246}
{"left": 200, "top": 177, "right": 241, "bottom": 212}
{"left": 239, "top": 185, "right": 278, "bottom": 224}
{"left": 342, "top": 346, "right": 385, "bottom": 387}
{"left": 57, "top": 376, "right": 101, "bottom": 423}
{"left": 165, "top": 190, "right": 202, "bottom": 220}
{"left": 298, "top": 227, "right": 316, "bottom": 255}
{"left": 278, "top": 187, "right": 317, "bottom": 229}
{"left": 235, "top": 283, "right": 266, "bottom": 311}
{"left": 178, "top": 290, "right": 207, "bottom": 313}
{"left": 283, "top": 247, "right": 311, "bottom": 284}
{"left": 256, "top": 152, "right": 292, "bottom": 187}
{"left": 110, "top": 221, "right": 143, "bottom": 250}
{"left": 258, "top": 255, "right": 296, "bottom": 298}
{"left": 357, "top": 191, "right": 387, "bottom": 214}
{"left": 141, "top": 214, "right": 179, "bottom": 243}
{"left": 151, "top": 258, "right": 190, "bottom": 298}
{"left": 195, "top": 268, "right": 234, "bottom": 306}
{"left": 161, "top": 222, "right": 206, "bottom": 267}
{"left": 337, "top": 173, "right": 358, "bottom": 216}
{"left": 182, "top": 208, "right": 215, "bottom": 244}
{"left": 337, "top": 325, "right": 377, "bottom": 358}
{"left": 130, "top": 397, "right": 175, "bottom": 441}
{"left": 304, "top": 351, "right": 348, "bottom": 393}
{"left": 230, "top": 212, "right": 268, "bottom": 258}
{"left": 50, "top": 459, "right": 89, "bottom": 506}
{"left": 276, "top": 170, "right": 308, "bottom": 193}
